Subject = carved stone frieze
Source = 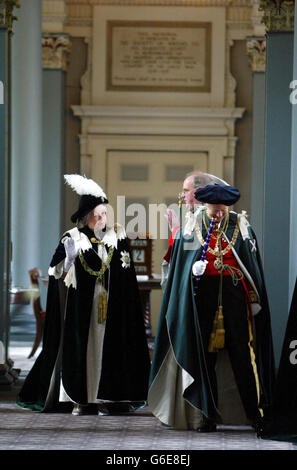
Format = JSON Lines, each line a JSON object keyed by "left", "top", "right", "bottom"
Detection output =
{"left": 259, "top": 0, "right": 295, "bottom": 32}
{"left": 64, "top": 1, "right": 255, "bottom": 36}
{"left": 42, "top": 0, "right": 67, "bottom": 32}
{"left": 227, "top": 4, "right": 253, "bottom": 23}
{"left": 66, "top": 0, "right": 233, "bottom": 6}
{"left": 64, "top": 0, "right": 254, "bottom": 27}
{"left": 246, "top": 37, "right": 266, "bottom": 72}
{"left": 0, "top": 0, "right": 20, "bottom": 30}
{"left": 250, "top": 0, "right": 266, "bottom": 35}
{"left": 42, "top": 34, "right": 71, "bottom": 71}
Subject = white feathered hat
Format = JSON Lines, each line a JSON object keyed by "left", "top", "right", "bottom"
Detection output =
{"left": 64, "top": 174, "right": 108, "bottom": 223}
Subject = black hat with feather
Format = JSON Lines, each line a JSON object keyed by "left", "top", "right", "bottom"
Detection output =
{"left": 64, "top": 174, "right": 108, "bottom": 223}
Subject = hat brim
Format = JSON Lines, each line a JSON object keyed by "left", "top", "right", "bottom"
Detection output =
{"left": 71, "top": 195, "right": 108, "bottom": 223}
{"left": 194, "top": 184, "right": 240, "bottom": 206}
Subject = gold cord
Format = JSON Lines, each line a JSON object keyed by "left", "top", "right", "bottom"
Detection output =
{"left": 196, "top": 211, "right": 239, "bottom": 257}
{"left": 79, "top": 247, "right": 114, "bottom": 324}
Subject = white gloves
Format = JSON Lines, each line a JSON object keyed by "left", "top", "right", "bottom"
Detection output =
{"left": 64, "top": 237, "right": 79, "bottom": 271}
{"left": 192, "top": 260, "right": 208, "bottom": 277}
{"left": 164, "top": 209, "right": 179, "bottom": 233}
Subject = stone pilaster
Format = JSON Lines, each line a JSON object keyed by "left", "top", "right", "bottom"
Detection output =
{"left": 246, "top": 37, "right": 266, "bottom": 72}
{"left": 246, "top": 35, "right": 266, "bottom": 254}
{"left": 260, "top": 4, "right": 295, "bottom": 364}
{"left": 41, "top": 32, "right": 70, "bottom": 285}
{"left": 42, "top": 33, "right": 71, "bottom": 71}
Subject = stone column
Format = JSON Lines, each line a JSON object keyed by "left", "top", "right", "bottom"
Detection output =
{"left": 259, "top": 0, "right": 295, "bottom": 366}
{"left": 0, "top": 0, "right": 19, "bottom": 373}
{"left": 247, "top": 37, "right": 266, "bottom": 253}
{"left": 11, "top": 0, "right": 42, "bottom": 291}
{"left": 41, "top": 33, "right": 70, "bottom": 293}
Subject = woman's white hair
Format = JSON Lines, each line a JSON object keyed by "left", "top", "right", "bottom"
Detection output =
{"left": 78, "top": 204, "right": 107, "bottom": 228}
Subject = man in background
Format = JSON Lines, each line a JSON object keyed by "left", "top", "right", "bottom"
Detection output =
{"left": 163, "top": 171, "right": 226, "bottom": 277}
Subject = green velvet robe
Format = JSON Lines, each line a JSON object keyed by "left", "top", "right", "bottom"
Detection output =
{"left": 148, "top": 210, "right": 275, "bottom": 429}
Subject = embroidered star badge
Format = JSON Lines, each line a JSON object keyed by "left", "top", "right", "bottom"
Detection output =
{"left": 120, "top": 251, "right": 131, "bottom": 269}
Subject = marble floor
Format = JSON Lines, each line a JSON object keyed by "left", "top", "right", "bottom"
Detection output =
{"left": 0, "top": 344, "right": 295, "bottom": 454}
{"left": 2, "top": 309, "right": 296, "bottom": 455}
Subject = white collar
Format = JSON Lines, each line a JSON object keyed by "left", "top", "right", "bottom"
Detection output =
{"left": 99, "top": 223, "right": 126, "bottom": 249}
{"left": 183, "top": 205, "right": 204, "bottom": 236}
{"left": 64, "top": 224, "right": 126, "bottom": 250}
{"left": 236, "top": 210, "right": 250, "bottom": 241}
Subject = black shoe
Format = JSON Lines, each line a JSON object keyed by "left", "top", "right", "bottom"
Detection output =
{"left": 161, "top": 422, "right": 173, "bottom": 429}
{"left": 97, "top": 405, "right": 110, "bottom": 416}
{"left": 72, "top": 404, "right": 98, "bottom": 416}
{"left": 106, "top": 403, "right": 133, "bottom": 415}
{"left": 196, "top": 421, "right": 217, "bottom": 433}
{"left": 72, "top": 404, "right": 86, "bottom": 416}
{"left": 252, "top": 419, "right": 264, "bottom": 437}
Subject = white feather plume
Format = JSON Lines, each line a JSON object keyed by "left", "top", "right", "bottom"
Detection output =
{"left": 64, "top": 174, "right": 107, "bottom": 199}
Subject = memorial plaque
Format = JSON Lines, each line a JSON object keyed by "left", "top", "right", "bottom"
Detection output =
{"left": 106, "top": 21, "right": 211, "bottom": 92}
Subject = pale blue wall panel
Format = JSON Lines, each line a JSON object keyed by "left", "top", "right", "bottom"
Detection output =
{"left": 289, "top": 5, "right": 297, "bottom": 302}
{"left": 0, "top": 27, "right": 11, "bottom": 359}
{"left": 11, "top": 0, "right": 42, "bottom": 288}
{"left": 41, "top": 69, "right": 64, "bottom": 285}
{"left": 264, "top": 32, "right": 294, "bottom": 366}
{"left": 250, "top": 72, "right": 266, "bottom": 254}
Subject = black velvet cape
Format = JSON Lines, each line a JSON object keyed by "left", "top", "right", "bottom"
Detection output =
{"left": 16, "top": 226, "right": 151, "bottom": 411}
{"left": 261, "top": 278, "right": 297, "bottom": 443}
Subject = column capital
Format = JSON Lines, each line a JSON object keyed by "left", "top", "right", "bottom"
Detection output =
{"left": 0, "top": 0, "right": 20, "bottom": 30}
{"left": 259, "top": 0, "right": 295, "bottom": 32}
{"left": 42, "top": 33, "right": 71, "bottom": 71}
{"left": 247, "top": 36, "right": 266, "bottom": 72}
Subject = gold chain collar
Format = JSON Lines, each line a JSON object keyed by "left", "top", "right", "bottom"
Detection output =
{"left": 79, "top": 246, "right": 115, "bottom": 284}
{"left": 196, "top": 211, "right": 239, "bottom": 257}
{"left": 203, "top": 210, "right": 229, "bottom": 236}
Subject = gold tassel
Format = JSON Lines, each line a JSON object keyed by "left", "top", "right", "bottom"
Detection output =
{"left": 98, "top": 289, "right": 108, "bottom": 324}
{"left": 248, "top": 290, "right": 258, "bottom": 303}
{"left": 208, "top": 305, "right": 225, "bottom": 352}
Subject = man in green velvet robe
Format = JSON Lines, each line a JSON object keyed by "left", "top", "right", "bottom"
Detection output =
{"left": 148, "top": 184, "right": 275, "bottom": 432}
